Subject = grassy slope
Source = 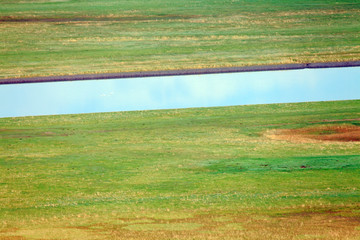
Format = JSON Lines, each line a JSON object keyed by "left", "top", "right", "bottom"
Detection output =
{"left": 1, "top": 0, "right": 360, "bottom": 79}
{"left": 0, "top": 100, "right": 360, "bottom": 239}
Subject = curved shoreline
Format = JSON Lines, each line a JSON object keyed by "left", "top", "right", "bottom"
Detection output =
{"left": 1, "top": 60, "right": 360, "bottom": 85}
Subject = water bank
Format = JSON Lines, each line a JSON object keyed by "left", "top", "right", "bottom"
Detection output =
{"left": 1, "top": 61, "right": 360, "bottom": 85}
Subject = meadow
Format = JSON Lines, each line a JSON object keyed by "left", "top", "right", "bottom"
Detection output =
{"left": 1, "top": 0, "right": 360, "bottom": 79}
{"left": 0, "top": 100, "right": 360, "bottom": 239}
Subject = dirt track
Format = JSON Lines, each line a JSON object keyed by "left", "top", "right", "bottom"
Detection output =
{"left": 1, "top": 61, "right": 360, "bottom": 85}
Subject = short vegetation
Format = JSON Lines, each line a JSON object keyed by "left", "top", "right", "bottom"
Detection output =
{"left": 1, "top": 100, "right": 360, "bottom": 239}
{"left": 1, "top": 0, "right": 360, "bottom": 78}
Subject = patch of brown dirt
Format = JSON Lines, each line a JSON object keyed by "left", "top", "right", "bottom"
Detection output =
{"left": 266, "top": 124, "right": 360, "bottom": 143}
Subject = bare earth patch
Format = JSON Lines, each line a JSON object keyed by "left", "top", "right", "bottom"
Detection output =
{"left": 266, "top": 124, "right": 360, "bottom": 143}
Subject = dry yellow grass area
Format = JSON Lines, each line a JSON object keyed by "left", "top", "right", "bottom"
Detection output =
{"left": 1, "top": 209, "right": 360, "bottom": 240}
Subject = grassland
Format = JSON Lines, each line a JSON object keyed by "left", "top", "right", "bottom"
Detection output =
{"left": 1, "top": 0, "right": 360, "bottom": 79}
{"left": 0, "top": 100, "right": 360, "bottom": 239}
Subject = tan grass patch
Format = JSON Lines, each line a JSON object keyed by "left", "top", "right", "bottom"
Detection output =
{"left": 0, "top": 228, "right": 103, "bottom": 240}
{"left": 1, "top": 209, "right": 359, "bottom": 239}
{"left": 275, "top": 9, "right": 360, "bottom": 17}
{"left": 123, "top": 223, "right": 202, "bottom": 231}
{"left": 64, "top": 210, "right": 360, "bottom": 239}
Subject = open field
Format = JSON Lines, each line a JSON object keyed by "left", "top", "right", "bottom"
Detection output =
{"left": 1, "top": 0, "right": 360, "bottom": 79}
{"left": 0, "top": 100, "right": 360, "bottom": 239}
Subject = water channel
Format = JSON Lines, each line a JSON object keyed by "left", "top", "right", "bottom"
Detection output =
{"left": 0, "top": 67, "right": 359, "bottom": 118}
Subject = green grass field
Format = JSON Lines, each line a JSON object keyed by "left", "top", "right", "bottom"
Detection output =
{"left": 1, "top": 100, "right": 360, "bottom": 239}
{"left": 1, "top": 0, "right": 360, "bottom": 79}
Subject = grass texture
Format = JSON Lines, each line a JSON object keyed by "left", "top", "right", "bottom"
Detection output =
{"left": 0, "top": 99, "right": 360, "bottom": 239}
{"left": 1, "top": 0, "right": 360, "bottom": 78}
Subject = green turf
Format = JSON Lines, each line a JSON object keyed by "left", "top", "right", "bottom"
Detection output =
{"left": 0, "top": 100, "right": 360, "bottom": 239}
{"left": 1, "top": 0, "right": 360, "bottom": 79}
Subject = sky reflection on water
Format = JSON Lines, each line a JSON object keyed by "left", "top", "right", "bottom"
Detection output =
{"left": 0, "top": 67, "right": 359, "bottom": 118}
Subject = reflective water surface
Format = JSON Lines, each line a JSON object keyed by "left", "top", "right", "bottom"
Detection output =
{"left": 0, "top": 67, "right": 359, "bottom": 118}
